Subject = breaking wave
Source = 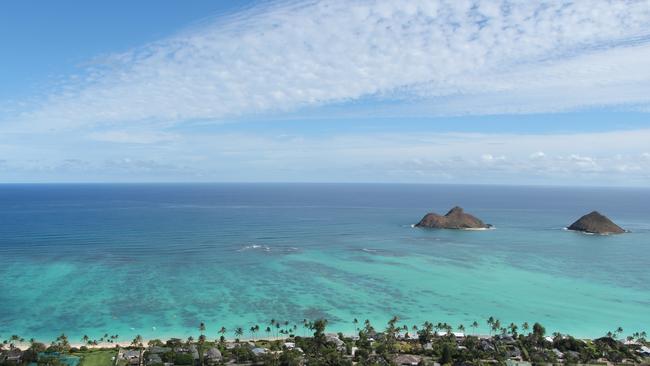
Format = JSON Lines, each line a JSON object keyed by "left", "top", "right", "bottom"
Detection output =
{"left": 237, "top": 244, "right": 300, "bottom": 253}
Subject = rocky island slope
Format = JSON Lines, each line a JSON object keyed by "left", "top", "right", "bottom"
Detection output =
{"left": 567, "top": 211, "right": 625, "bottom": 234}
{"left": 415, "top": 206, "right": 491, "bottom": 229}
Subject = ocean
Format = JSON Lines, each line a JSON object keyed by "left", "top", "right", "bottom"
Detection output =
{"left": 0, "top": 183, "right": 648, "bottom": 342}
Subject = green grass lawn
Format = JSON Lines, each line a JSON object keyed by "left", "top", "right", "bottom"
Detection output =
{"left": 79, "top": 350, "right": 116, "bottom": 366}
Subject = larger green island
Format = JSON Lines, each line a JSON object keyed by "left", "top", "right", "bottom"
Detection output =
{"left": 2, "top": 318, "right": 649, "bottom": 366}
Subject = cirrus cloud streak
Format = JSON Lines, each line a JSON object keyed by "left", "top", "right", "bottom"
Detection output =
{"left": 4, "top": 0, "right": 650, "bottom": 129}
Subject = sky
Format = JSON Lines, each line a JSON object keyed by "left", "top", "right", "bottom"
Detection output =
{"left": 1, "top": 0, "right": 650, "bottom": 185}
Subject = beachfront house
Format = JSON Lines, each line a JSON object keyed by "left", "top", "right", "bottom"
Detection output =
{"left": 145, "top": 353, "right": 162, "bottom": 366}
{"left": 250, "top": 347, "right": 269, "bottom": 361}
{"left": 251, "top": 347, "right": 268, "bottom": 357}
{"left": 638, "top": 346, "right": 650, "bottom": 357}
{"left": 392, "top": 354, "right": 422, "bottom": 366}
{"left": 122, "top": 349, "right": 141, "bottom": 366}
{"left": 204, "top": 348, "right": 222, "bottom": 365}
{"left": 505, "top": 346, "right": 522, "bottom": 360}
{"left": 325, "top": 334, "right": 346, "bottom": 352}
{"left": 2, "top": 349, "right": 23, "bottom": 364}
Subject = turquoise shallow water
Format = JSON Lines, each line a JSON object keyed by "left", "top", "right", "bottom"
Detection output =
{"left": 0, "top": 183, "right": 648, "bottom": 342}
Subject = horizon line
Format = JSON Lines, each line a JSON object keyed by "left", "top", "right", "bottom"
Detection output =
{"left": 1, "top": 181, "right": 649, "bottom": 189}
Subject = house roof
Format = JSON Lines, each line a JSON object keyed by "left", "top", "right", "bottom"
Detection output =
{"left": 393, "top": 354, "right": 422, "bottom": 365}
{"left": 251, "top": 348, "right": 267, "bottom": 356}
{"left": 7, "top": 349, "right": 23, "bottom": 357}
{"left": 123, "top": 350, "right": 140, "bottom": 358}
{"left": 205, "top": 348, "right": 222, "bottom": 360}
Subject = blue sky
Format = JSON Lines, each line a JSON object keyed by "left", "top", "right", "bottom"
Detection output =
{"left": 1, "top": 0, "right": 650, "bottom": 185}
{"left": 0, "top": 0, "right": 255, "bottom": 99}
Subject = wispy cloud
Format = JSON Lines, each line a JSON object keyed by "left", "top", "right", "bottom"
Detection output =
{"left": 88, "top": 130, "right": 178, "bottom": 144}
{"left": 4, "top": 0, "right": 650, "bottom": 129}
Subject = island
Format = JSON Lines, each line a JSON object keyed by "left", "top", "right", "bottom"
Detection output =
{"left": 415, "top": 206, "right": 491, "bottom": 229}
{"left": 567, "top": 211, "right": 625, "bottom": 234}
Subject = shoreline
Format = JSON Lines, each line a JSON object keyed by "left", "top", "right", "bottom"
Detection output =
{"left": 5, "top": 325, "right": 647, "bottom": 366}
{"left": 5, "top": 323, "right": 645, "bottom": 349}
{"left": 5, "top": 331, "right": 624, "bottom": 350}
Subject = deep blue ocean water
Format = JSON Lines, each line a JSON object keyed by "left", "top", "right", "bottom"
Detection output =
{"left": 0, "top": 183, "right": 648, "bottom": 342}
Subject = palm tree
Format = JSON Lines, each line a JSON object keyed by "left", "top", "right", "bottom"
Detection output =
{"left": 383, "top": 317, "right": 400, "bottom": 353}
{"left": 281, "top": 321, "right": 289, "bottom": 336}
{"left": 199, "top": 322, "right": 206, "bottom": 335}
{"left": 9, "top": 335, "right": 20, "bottom": 347}
{"left": 471, "top": 321, "right": 479, "bottom": 335}
{"left": 363, "top": 319, "right": 375, "bottom": 333}
{"left": 487, "top": 317, "right": 495, "bottom": 334}
{"left": 509, "top": 323, "right": 518, "bottom": 337}
{"left": 434, "top": 322, "right": 443, "bottom": 335}
{"left": 419, "top": 321, "right": 434, "bottom": 348}
{"left": 310, "top": 319, "right": 328, "bottom": 350}
{"left": 615, "top": 326, "right": 624, "bottom": 339}
{"left": 457, "top": 324, "right": 466, "bottom": 335}
{"left": 353, "top": 318, "right": 359, "bottom": 333}
{"left": 56, "top": 334, "right": 70, "bottom": 353}
{"left": 522, "top": 322, "right": 530, "bottom": 335}
{"left": 218, "top": 326, "right": 227, "bottom": 340}
{"left": 132, "top": 335, "right": 143, "bottom": 348}
{"left": 234, "top": 327, "right": 243, "bottom": 341}
{"left": 265, "top": 326, "right": 272, "bottom": 339}
{"left": 491, "top": 319, "right": 501, "bottom": 335}
{"left": 442, "top": 323, "right": 451, "bottom": 335}
{"left": 249, "top": 326, "right": 257, "bottom": 341}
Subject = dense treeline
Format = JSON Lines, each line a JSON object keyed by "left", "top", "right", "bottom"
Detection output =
{"left": 2, "top": 317, "right": 648, "bottom": 366}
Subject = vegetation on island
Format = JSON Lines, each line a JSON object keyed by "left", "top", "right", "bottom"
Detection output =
{"left": 1, "top": 317, "right": 649, "bottom": 366}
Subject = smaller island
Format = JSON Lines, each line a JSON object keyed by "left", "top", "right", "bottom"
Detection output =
{"left": 567, "top": 211, "right": 625, "bottom": 235}
{"left": 415, "top": 206, "right": 491, "bottom": 230}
